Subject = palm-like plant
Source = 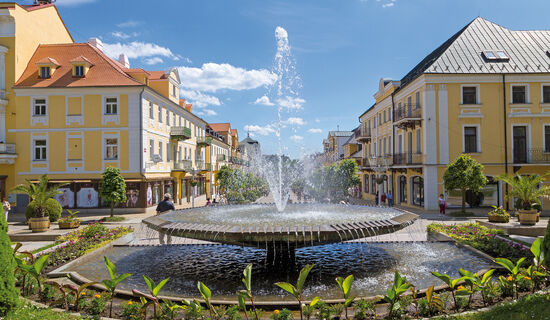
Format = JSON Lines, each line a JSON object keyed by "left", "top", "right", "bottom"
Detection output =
{"left": 497, "top": 173, "right": 550, "bottom": 210}
{"left": 11, "top": 174, "right": 66, "bottom": 218}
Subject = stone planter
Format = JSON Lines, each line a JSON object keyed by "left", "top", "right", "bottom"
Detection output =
{"left": 58, "top": 221, "right": 80, "bottom": 229}
{"left": 488, "top": 215, "right": 509, "bottom": 223}
{"left": 29, "top": 217, "right": 51, "bottom": 233}
{"left": 518, "top": 209, "right": 538, "bottom": 226}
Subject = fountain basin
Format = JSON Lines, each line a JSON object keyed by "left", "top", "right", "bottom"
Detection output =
{"left": 142, "top": 204, "right": 418, "bottom": 248}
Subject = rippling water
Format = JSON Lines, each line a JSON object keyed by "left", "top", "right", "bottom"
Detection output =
{"left": 161, "top": 204, "right": 401, "bottom": 227}
{"left": 70, "top": 242, "right": 494, "bottom": 301}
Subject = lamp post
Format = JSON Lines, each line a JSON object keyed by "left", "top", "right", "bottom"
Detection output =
{"left": 187, "top": 167, "right": 201, "bottom": 208}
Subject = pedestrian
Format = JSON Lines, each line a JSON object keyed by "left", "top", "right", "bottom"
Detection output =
{"left": 206, "top": 198, "right": 211, "bottom": 206}
{"left": 438, "top": 194, "right": 446, "bottom": 215}
{"left": 381, "top": 192, "right": 386, "bottom": 205}
{"left": 156, "top": 193, "right": 175, "bottom": 216}
{"left": 375, "top": 191, "right": 379, "bottom": 205}
{"left": 2, "top": 198, "right": 10, "bottom": 223}
{"left": 387, "top": 191, "right": 393, "bottom": 207}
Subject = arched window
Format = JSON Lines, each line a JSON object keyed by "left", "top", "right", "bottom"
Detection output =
{"left": 411, "top": 176, "right": 424, "bottom": 207}
{"left": 363, "top": 174, "right": 369, "bottom": 193}
{"left": 399, "top": 176, "right": 407, "bottom": 203}
{"left": 371, "top": 174, "right": 376, "bottom": 195}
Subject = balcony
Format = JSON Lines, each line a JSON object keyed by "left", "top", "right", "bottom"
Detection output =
{"left": 393, "top": 152, "right": 424, "bottom": 166}
{"left": 197, "top": 162, "right": 212, "bottom": 172}
{"left": 356, "top": 128, "right": 372, "bottom": 143}
{"left": 171, "top": 160, "right": 193, "bottom": 171}
{"left": 170, "top": 126, "right": 192, "bottom": 141}
{"left": 394, "top": 103, "right": 422, "bottom": 129}
{"left": 196, "top": 136, "right": 212, "bottom": 147}
{"left": 513, "top": 148, "right": 550, "bottom": 164}
{"left": 0, "top": 143, "right": 17, "bottom": 164}
{"left": 216, "top": 154, "right": 226, "bottom": 162}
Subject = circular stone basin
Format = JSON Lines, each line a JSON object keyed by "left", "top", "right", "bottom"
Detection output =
{"left": 143, "top": 204, "right": 418, "bottom": 248}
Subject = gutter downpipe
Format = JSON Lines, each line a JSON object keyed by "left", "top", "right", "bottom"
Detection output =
{"left": 502, "top": 74, "right": 509, "bottom": 210}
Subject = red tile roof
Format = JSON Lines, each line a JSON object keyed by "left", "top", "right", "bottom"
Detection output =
{"left": 15, "top": 43, "right": 143, "bottom": 88}
{"left": 36, "top": 57, "right": 60, "bottom": 66}
{"left": 148, "top": 71, "right": 168, "bottom": 80}
{"left": 209, "top": 123, "right": 231, "bottom": 132}
{"left": 69, "top": 55, "right": 93, "bottom": 65}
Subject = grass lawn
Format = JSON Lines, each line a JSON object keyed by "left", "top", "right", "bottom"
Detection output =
{"left": 3, "top": 300, "right": 81, "bottom": 319}
{"left": 435, "top": 293, "right": 550, "bottom": 320}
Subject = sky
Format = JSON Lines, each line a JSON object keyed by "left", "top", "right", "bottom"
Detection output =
{"left": 19, "top": 0, "right": 550, "bottom": 157}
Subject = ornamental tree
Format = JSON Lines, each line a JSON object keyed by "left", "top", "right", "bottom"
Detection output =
{"left": 443, "top": 154, "right": 487, "bottom": 212}
{"left": 100, "top": 167, "right": 127, "bottom": 217}
{"left": 543, "top": 220, "right": 550, "bottom": 268}
{"left": 0, "top": 206, "right": 18, "bottom": 316}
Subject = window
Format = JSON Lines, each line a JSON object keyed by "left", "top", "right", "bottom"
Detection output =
{"left": 462, "top": 86, "right": 478, "bottom": 104}
{"left": 363, "top": 175, "right": 369, "bottom": 193}
{"left": 495, "top": 51, "right": 509, "bottom": 59}
{"left": 172, "top": 113, "right": 176, "bottom": 126}
{"left": 383, "top": 137, "right": 386, "bottom": 155}
{"left": 105, "top": 97, "right": 118, "bottom": 114}
{"left": 546, "top": 126, "right": 550, "bottom": 153}
{"left": 378, "top": 113, "right": 381, "bottom": 126}
{"left": 149, "top": 102, "right": 154, "bottom": 119}
{"left": 483, "top": 50, "right": 496, "bottom": 59}
{"left": 178, "top": 116, "right": 182, "bottom": 126}
{"left": 512, "top": 85, "right": 527, "bottom": 104}
{"left": 33, "top": 98, "right": 47, "bottom": 116}
{"left": 167, "top": 142, "right": 171, "bottom": 161}
{"left": 158, "top": 107, "right": 162, "bottom": 123}
{"left": 33, "top": 139, "right": 47, "bottom": 160}
{"left": 371, "top": 174, "right": 376, "bottom": 195}
{"left": 464, "top": 126, "right": 478, "bottom": 153}
{"left": 172, "top": 84, "right": 177, "bottom": 97}
{"left": 166, "top": 110, "right": 170, "bottom": 125}
{"left": 416, "top": 130, "right": 421, "bottom": 154}
{"left": 149, "top": 140, "right": 154, "bottom": 160}
{"left": 39, "top": 67, "right": 51, "bottom": 78}
{"left": 383, "top": 110, "right": 386, "bottom": 123}
{"left": 407, "top": 96, "right": 412, "bottom": 108}
{"left": 415, "top": 91, "right": 421, "bottom": 108}
{"left": 411, "top": 176, "right": 424, "bottom": 207}
{"left": 74, "top": 65, "right": 84, "bottom": 77}
{"left": 105, "top": 138, "right": 118, "bottom": 160}
{"left": 482, "top": 50, "right": 509, "bottom": 61}
{"left": 543, "top": 86, "right": 550, "bottom": 103}
{"left": 159, "top": 143, "right": 163, "bottom": 161}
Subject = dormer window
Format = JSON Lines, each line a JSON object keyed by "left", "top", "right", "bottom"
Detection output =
{"left": 39, "top": 67, "right": 51, "bottom": 78}
{"left": 74, "top": 65, "right": 84, "bottom": 77}
{"left": 482, "top": 50, "right": 509, "bottom": 61}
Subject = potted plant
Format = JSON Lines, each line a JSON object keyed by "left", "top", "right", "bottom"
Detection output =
{"left": 497, "top": 173, "right": 550, "bottom": 226}
{"left": 488, "top": 205, "right": 510, "bottom": 223}
{"left": 11, "top": 174, "right": 66, "bottom": 233}
{"left": 58, "top": 209, "right": 81, "bottom": 229}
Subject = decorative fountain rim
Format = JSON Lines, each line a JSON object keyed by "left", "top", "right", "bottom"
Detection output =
{"left": 141, "top": 204, "right": 420, "bottom": 248}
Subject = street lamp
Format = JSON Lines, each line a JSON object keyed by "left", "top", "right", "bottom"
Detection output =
{"left": 186, "top": 167, "right": 201, "bottom": 208}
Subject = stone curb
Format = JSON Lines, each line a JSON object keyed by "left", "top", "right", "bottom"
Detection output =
{"left": 19, "top": 296, "right": 118, "bottom": 320}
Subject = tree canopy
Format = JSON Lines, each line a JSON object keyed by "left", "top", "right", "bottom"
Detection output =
{"left": 100, "top": 167, "right": 127, "bottom": 217}
{"left": 443, "top": 154, "right": 487, "bottom": 212}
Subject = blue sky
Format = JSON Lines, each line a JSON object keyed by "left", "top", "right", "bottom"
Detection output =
{"left": 20, "top": 0, "right": 550, "bottom": 157}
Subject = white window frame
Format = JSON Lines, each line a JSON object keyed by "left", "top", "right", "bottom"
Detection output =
{"left": 511, "top": 123, "right": 531, "bottom": 163}
{"left": 543, "top": 124, "right": 550, "bottom": 153}
{"left": 510, "top": 83, "right": 530, "bottom": 104}
{"left": 460, "top": 84, "right": 480, "bottom": 105}
{"left": 149, "top": 139, "right": 155, "bottom": 161}
{"left": 39, "top": 67, "right": 50, "bottom": 79}
{"left": 104, "top": 137, "right": 119, "bottom": 160}
{"left": 102, "top": 132, "right": 121, "bottom": 167}
{"left": 104, "top": 96, "right": 118, "bottom": 115}
{"left": 158, "top": 106, "right": 163, "bottom": 123}
{"left": 32, "top": 97, "right": 47, "bottom": 116}
{"left": 101, "top": 95, "right": 120, "bottom": 125}
{"left": 149, "top": 101, "right": 154, "bottom": 119}
{"left": 32, "top": 138, "right": 48, "bottom": 161}
{"left": 462, "top": 124, "right": 481, "bottom": 153}
{"left": 540, "top": 84, "right": 550, "bottom": 104}
{"left": 74, "top": 65, "right": 84, "bottom": 77}
{"left": 30, "top": 97, "right": 48, "bottom": 126}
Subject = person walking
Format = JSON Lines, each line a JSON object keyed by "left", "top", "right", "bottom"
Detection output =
{"left": 2, "top": 198, "right": 10, "bottom": 223}
{"left": 375, "top": 191, "right": 379, "bottom": 205}
{"left": 381, "top": 192, "right": 386, "bottom": 205}
{"left": 387, "top": 191, "right": 394, "bottom": 207}
{"left": 438, "top": 194, "right": 446, "bottom": 215}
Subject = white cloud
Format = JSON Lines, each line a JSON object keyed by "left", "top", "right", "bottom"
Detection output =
{"left": 177, "top": 63, "right": 277, "bottom": 92}
{"left": 55, "top": 0, "right": 95, "bottom": 6}
{"left": 244, "top": 124, "right": 276, "bottom": 136}
{"left": 111, "top": 31, "right": 130, "bottom": 40}
{"left": 308, "top": 128, "right": 322, "bottom": 133}
{"left": 117, "top": 20, "right": 142, "bottom": 28}
{"left": 253, "top": 95, "right": 275, "bottom": 106}
{"left": 284, "top": 117, "right": 306, "bottom": 126}
{"left": 277, "top": 96, "right": 306, "bottom": 110}
{"left": 290, "top": 135, "right": 304, "bottom": 142}
{"left": 102, "top": 41, "right": 178, "bottom": 60}
{"left": 315, "top": 118, "right": 321, "bottom": 123}
{"left": 144, "top": 57, "right": 164, "bottom": 65}
{"left": 180, "top": 90, "right": 222, "bottom": 108}
{"left": 196, "top": 109, "right": 217, "bottom": 116}
{"left": 382, "top": 0, "right": 396, "bottom": 8}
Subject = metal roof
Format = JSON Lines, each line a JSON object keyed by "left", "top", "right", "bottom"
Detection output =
{"left": 329, "top": 131, "right": 353, "bottom": 137}
{"left": 399, "top": 17, "right": 550, "bottom": 90}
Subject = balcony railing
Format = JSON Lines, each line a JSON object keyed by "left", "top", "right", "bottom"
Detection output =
{"left": 196, "top": 136, "right": 212, "bottom": 147}
{"left": 171, "top": 160, "right": 193, "bottom": 171}
{"left": 356, "top": 128, "right": 372, "bottom": 143}
{"left": 393, "top": 152, "right": 424, "bottom": 165}
{"left": 170, "top": 127, "right": 192, "bottom": 141}
{"left": 394, "top": 103, "right": 422, "bottom": 127}
{"left": 0, "top": 143, "right": 15, "bottom": 154}
{"left": 216, "top": 154, "right": 226, "bottom": 161}
{"left": 513, "top": 148, "right": 550, "bottom": 164}
{"left": 197, "top": 162, "right": 212, "bottom": 172}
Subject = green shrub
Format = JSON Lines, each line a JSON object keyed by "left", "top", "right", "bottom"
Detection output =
{"left": 25, "top": 199, "right": 62, "bottom": 222}
{"left": 227, "top": 191, "right": 246, "bottom": 204}
{"left": 80, "top": 222, "right": 109, "bottom": 239}
{"left": 120, "top": 301, "right": 142, "bottom": 320}
{"left": 243, "top": 189, "right": 261, "bottom": 202}
{"left": 0, "top": 207, "right": 18, "bottom": 316}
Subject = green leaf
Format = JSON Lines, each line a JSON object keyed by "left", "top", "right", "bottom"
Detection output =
{"left": 494, "top": 258, "right": 514, "bottom": 273}
{"left": 197, "top": 281, "right": 211, "bottom": 300}
{"left": 237, "top": 293, "right": 247, "bottom": 311}
{"left": 310, "top": 296, "right": 320, "bottom": 307}
{"left": 143, "top": 275, "right": 155, "bottom": 293}
{"left": 481, "top": 269, "right": 495, "bottom": 284}
{"left": 275, "top": 282, "right": 298, "bottom": 298}
{"left": 531, "top": 238, "right": 542, "bottom": 257}
{"left": 297, "top": 264, "right": 314, "bottom": 292}
{"left": 33, "top": 254, "right": 50, "bottom": 275}
{"left": 153, "top": 278, "right": 170, "bottom": 296}
{"left": 431, "top": 272, "right": 451, "bottom": 286}
{"left": 104, "top": 256, "right": 117, "bottom": 280}
{"left": 113, "top": 273, "right": 132, "bottom": 287}
{"left": 342, "top": 274, "right": 354, "bottom": 297}
{"left": 102, "top": 279, "right": 114, "bottom": 291}
{"left": 513, "top": 258, "right": 526, "bottom": 274}
{"left": 242, "top": 263, "right": 252, "bottom": 292}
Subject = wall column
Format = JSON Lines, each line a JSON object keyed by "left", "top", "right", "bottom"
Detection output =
{"left": 423, "top": 84, "right": 438, "bottom": 210}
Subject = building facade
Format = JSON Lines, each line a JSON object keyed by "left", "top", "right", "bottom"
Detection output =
{"left": 358, "top": 17, "right": 550, "bottom": 210}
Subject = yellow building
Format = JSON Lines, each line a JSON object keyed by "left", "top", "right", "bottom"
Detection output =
{"left": 321, "top": 131, "right": 354, "bottom": 165}
{"left": 0, "top": 1, "right": 73, "bottom": 202}
{"left": 11, "top": 38, "right": 210, "bottom": 212}
{"left": 206, "top": 124, "right": 230, "bottom": 200}
{"left": 358, "top": 17, "right": 550, "bottom": 210}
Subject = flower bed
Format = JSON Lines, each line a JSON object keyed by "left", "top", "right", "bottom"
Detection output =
{"left": 44, "top": 222, "right": 132, "bottom": 272}
{"left": 426, "top": 223, "right": 533, "bottom": 263}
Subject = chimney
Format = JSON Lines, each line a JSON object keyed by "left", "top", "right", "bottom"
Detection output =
{"left": 179, "top": 99, "right": 186, "bottom": 107}
{"left": 88, "top": 38, "right": 104, "bottom": 52}
{"left": 185, "top": 103, "right": 193, "bottom": 113}
{"left": 118, "top": 53, "right": 130, "bottom": 68}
